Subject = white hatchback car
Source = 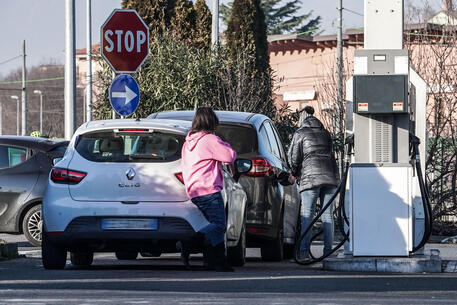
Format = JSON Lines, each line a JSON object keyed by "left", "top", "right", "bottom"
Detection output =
{"left": 42, "top": 119, "right": 251, "bottom": 269}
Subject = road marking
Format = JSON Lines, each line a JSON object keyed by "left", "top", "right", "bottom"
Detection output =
{"left": 0, "top": 273, "right": 454, "bottom": 285}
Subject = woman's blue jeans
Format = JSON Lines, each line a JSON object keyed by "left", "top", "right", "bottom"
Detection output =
{"left": 191, "top": 192, "right": 226, "bottom": 247}
{"left": 300, "top": 186, "right": 337, "bottom": 257}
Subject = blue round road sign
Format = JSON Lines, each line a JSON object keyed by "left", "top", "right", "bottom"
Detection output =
{"left": 109, "top": 74, "right": 140, "bottom": 116}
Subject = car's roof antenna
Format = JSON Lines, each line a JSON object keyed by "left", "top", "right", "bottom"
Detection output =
{"left": 135, "top": 117, "right": 141, "bottom": 122}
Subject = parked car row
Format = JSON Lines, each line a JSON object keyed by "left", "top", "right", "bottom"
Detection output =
{"left": 0, "top": 111, "right": 301, "bottom": 270}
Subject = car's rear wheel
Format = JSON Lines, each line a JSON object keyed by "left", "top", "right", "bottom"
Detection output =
{"left": 22, "top": 205, "right": 42, "bottom": 247}
{"left": 227, "top": 221, "right": 246, "bottom": 267}
{"left": 261, "top": 213, "right": 284, "bottom": 262}
{"left": 115, "top": 251, "right": 138, "bottom": 260}
{"left": 42, "top": 231, "right": 67, "bottom": 270}
{"left": 70, "top": 252, "right": 93, "bottom": 267}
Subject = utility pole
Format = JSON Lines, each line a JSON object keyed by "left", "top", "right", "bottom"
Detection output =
{"left": 0, "top": 101, "right": 2, "bottom": 136}
{"left": 112, "top": 71, "right": 116, "bottom": 119}
{"left": 34, "top": 90, "right": 43, "bottom": 134}
{"left": 21, "top": 40, "right": 27, "bottom": 136}
{"left": 86, "top": 0, "right": 93, "bottom": 122}
{"left": 11, "top": 95, "right": 20, "bottom": 136}
{"left": 336, "top": 0, "right": 344, "bottom": 175}
{"left": 65, "top": 0, "right": 76, "bottom": 140}
{"left": 211, "top": 0, "right": 219, "bottom": 45}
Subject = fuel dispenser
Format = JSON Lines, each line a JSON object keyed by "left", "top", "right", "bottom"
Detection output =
{"left": 295, "top": 0, "right": 431, "bottom": 264}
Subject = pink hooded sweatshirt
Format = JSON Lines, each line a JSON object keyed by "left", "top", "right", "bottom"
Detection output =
{"left": 181, "top": 131, "right": 237, "bottom": 199}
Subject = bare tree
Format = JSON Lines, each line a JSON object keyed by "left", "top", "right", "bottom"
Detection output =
{"left": 405, "top": 4, "right": 457, "bottom": 231}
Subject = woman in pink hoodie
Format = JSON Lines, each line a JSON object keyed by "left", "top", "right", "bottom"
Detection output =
{"left": 181, "top": 107, "right": 237, "bottom": 272}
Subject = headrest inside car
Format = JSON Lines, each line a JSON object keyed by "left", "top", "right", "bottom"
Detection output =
{"left": 99, "top": 138, "right": 124, "bottom": 152}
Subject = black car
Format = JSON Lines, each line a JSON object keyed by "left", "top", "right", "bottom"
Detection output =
{"left": 0, "top": 136, "right": 68, "bottom": 246}
{"left": 148, "top": 111, "right": 301, "bottom": 261}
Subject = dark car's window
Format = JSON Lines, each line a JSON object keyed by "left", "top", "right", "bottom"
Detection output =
{"left": 258, "top": 125, "right": 272, "bottom": 154}
{"left": 0, "top": 145, "right": 28, "bottom": 168}
{"left": 268, "top": 122, "right": 287, "bottom": 161}
{"left": 216, "top": 124, "right": 257, "bottom": 154}
{"left": 75, "top": 131, "right": 185, "bottom": 162}
{"left": 263, "top": 122, "right": 282, "bottom": 158}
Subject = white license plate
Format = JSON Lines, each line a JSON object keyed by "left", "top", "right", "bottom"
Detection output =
{"left": 101, "top": 218, "right": 158, "bottom": 230}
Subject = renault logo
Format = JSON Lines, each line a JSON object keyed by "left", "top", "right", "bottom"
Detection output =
{"left": 126, "top": 168, "right": 136, "bottom": 180}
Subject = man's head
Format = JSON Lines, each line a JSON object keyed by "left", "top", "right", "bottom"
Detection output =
{"left": 299, "top": 105, "right": 315, "bottom": 126}
{"left": 304, "top": 106, "right": 314, "bottom": 116}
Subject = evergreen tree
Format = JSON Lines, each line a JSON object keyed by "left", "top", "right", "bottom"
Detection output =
{"left": 171, "top": 0, "right": 195, "bottom": 42}
{"left": 193, "top": 0, "right": 212, "bottom": 50}
{"left": 221, "top": 0, "right": 321, "bottom": 35}
{"left": 122, "top": 0, "right": 211, "bottom": 49}
{"left": 226, "top": 0, "right": 269, "bottom": 74}
{"left": 121, "top": 0, "right": 166, "bottom": 36}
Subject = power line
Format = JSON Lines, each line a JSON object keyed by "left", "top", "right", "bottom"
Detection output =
{"left": 343, "top": 7, "right": 363, "bottom": 17}
{"left": 0, "top": 55, "right": 21, "bottom": 66}
{"left": 0, "top": 76, "right": 64, "bottom": 85}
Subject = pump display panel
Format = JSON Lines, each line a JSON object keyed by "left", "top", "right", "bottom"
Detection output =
{"left": 353, "top": 75, "right": 408, "bottom": 114}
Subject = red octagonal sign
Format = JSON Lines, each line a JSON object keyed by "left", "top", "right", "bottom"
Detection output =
{"left": 101, "top": 9, "right": 149, "bottom": 73}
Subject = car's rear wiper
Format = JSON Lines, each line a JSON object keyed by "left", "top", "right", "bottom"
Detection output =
{"left": 129, "top": 154, "right": 165, "bottom": 160}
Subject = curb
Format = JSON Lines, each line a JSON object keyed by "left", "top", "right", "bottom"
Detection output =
{"left": 0, "top": 243, "right": 19, "bottom": 259}
{"left": 322, "top": 249, "right": 456, "bottom": 273}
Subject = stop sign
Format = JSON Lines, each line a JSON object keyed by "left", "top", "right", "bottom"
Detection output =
{"left": 101, "top": 9, "right": 149, "bottom": 73}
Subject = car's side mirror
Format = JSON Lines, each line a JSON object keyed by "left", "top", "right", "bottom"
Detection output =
{"left": 52, "top": 157, "right": 62, "bottom": 166}
{"left": 233, "top": 159, "right": 252, "bottom": 182}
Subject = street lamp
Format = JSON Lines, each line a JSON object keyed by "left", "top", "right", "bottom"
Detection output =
{"left": 33, "top": 90, "right": 43, "bottom": 134}
{"left": 11, "top": 95, "right": 20, "bottom": 136}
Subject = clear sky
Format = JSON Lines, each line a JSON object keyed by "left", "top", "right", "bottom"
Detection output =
{"left": 0, "top": 0, "right": 444, "bottom": 79}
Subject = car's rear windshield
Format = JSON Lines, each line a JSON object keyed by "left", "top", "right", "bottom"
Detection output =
{"left": 216, "top": 124, "right": 257, "bottom": 154}
{"left": 75, "top": 131, "right": 185, "bottom": 162}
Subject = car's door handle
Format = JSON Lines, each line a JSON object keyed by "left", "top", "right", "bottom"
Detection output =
{"left": 121, "top": 201, "right": 139, "bottom": 204}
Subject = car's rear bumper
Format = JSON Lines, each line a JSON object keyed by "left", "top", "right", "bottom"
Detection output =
{"left": 43, "top": 186, "right": 210, "bottom": 233}
{"left": 45, "top": 216, "right": 196, "bottom": 252}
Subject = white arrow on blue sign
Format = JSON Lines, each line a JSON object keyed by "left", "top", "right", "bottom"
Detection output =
{"left": 109, "top": 74, "right": 140, "bottom": 116}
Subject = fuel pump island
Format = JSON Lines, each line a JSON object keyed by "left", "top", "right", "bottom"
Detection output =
{"left": 295, "top": 0, "right": 439, "bottom": 272}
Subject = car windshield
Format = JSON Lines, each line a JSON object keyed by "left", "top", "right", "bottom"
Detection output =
{"left": 75, "top": 131, "right": 185, "bottom": 162}
{"left": 216, "top": 124, "right": 257, "bottom": 154}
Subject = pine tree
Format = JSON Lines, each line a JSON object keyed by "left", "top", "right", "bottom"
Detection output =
{"left": 193, "top": 0, "right": 212, "bottom": 50}
{"left": 171, "top": 0, "right": 195, "bottom": 42}
{"left": 221, "top": 0, "right": 321, "bottom": 35}
{"left": 226, "top": 0, "right": 269, "bottom": 74}
{"left": 122, "top": 0, "right": 211, "bottom": 49}
{"left": 121, "top": 0, "right": 166, "bottom": 36}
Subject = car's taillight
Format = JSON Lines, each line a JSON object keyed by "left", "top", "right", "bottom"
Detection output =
{"left": 51, "top": 168, "right": 86, "bottom": 184}
{"left": 175, "top": 172, "right": 185, "bottom": 184}
{"left": 245, "top": 158, "right": 274, "bottom": 177}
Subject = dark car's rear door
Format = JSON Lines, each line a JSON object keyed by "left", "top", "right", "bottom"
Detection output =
{"left": 0, "top": 144, "right": 39, "bottom": 232}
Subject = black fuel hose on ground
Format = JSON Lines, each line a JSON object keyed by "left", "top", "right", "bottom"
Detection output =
{"left": 410, "top": 135, "right": 433, "bottom": 253}
{"left": 294, "top": 137, "right": 353, "bottom": 265}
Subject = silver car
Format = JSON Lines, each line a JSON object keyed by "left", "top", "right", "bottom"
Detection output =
{"left": 42, "top": 119, "right": 251, "bottom": 269}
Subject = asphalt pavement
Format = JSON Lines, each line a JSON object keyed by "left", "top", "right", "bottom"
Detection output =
{"left": 2, "top": 234, "right": 457, "bottom": 305}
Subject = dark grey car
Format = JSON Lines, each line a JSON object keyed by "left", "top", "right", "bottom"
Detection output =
{"left": 0, "top": 136, "right": 68, "bottom": 246}
{"left": 148, "top": 111, "right": 301, "bottom": 261}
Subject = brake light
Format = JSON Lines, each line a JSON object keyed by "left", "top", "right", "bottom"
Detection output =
{"left": 118, "top": 128, "right": 149, "bottom": 132}
{"left": 246, "top": 158, "right": 274, "bottom": 177}
{"left": 247, "top": 227, "right": 267, "bottom": 234}
{"left": 175, "top": 172, "right": 185, "bottom": 184}
{"left": 51, "top": 168, "right": 86, "bottom": 184}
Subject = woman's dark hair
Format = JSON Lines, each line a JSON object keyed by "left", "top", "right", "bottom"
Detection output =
{"left": 191, "top": 107, "right": 219, "bottom": 133}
